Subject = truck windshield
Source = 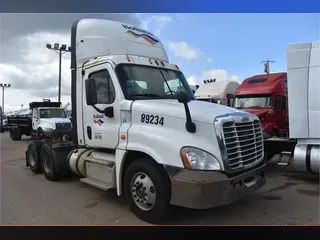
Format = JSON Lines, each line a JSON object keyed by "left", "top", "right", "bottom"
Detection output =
{"left": 234, "top": 96, "right": 272, "bottom": 108}
{"left": 116, "top": 64, "right": 195, "bottom": 100}
{"left": 39, "top": 109, "right": 65, "bottom": 118}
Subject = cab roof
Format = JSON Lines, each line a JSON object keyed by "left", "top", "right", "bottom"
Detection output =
{"left": 235, "top": 72, "right": 287, "bottom": 95}
{"left": 195, "top": 81, "right": 239, "bottom": 99}
{"left": 72, "top": 19, "right": 168, "bottom": 67}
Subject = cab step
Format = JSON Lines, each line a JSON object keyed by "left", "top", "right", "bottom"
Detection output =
{"left": 80, "top": 178, "right": 114, "bottom": 191}
{"left": 80, "top": 151, "right": 116, "bottom": 190}
{"left": 277, "top": 151, "right": 294, "bottom": 166}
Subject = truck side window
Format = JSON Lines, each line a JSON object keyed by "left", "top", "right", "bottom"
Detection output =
{"left": 89, "top": 69, "right": 115, "bottom": 104}
{"left": 274, "top": 95, "right": 282, "bottom": 110}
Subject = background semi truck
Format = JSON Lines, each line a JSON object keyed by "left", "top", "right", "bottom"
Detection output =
{"left": 234, "top": 72, "right": 288, "bottom": 137}
{"left": 7, "top": 100, "right": 71, "bottom": 141}
{"left": 25, "top": 18, "right": 266, "bottom": 223}
{"left": 264, "top": 42, "right": 319, "bottom": 174}
{"left": 196, "top": 79, "right": 239, "bottom": 106}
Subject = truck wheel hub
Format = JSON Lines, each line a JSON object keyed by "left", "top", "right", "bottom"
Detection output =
{"left": 131, "top": 172, "right": 156, "bottom": 211}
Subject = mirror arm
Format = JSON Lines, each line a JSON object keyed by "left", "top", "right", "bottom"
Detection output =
{"left": 92, "top": 105, "right": 104, "bottom": 114}
{"left": 182, "top": 103, "right": 196, "bottom": 133}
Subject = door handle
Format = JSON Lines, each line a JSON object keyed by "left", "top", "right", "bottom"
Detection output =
{"left": 87, "top": 126, "right": 92, "bottom": 140}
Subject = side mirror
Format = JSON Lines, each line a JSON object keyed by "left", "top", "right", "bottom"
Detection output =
{"left": 85, "top": 78, "right": 98, "bottom": 105}
{"left": 177, "top": 91, "right": 190, "bottom": 104}
{"left": 104, "top": 106, "right": 114, "bottom": 118}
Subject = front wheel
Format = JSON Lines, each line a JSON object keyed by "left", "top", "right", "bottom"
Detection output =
{"left": 123, "top": 158, "right": 171, "bottom": 224}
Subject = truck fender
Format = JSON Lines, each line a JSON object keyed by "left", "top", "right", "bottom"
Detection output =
{"left": 115, "top": 147, "right": 165, "bottom": 197}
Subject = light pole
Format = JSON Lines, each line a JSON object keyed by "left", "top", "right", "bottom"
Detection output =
{"left": 261, "top": 59, "right": 275, "bottom": 74}
{"left": 46, "top": 43, "right": 71, "bottom": 103}
{"left": 0, "top": 83, "right": 11, "bottom": 115}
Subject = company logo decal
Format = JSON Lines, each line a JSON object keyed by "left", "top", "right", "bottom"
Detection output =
{"left": 126, "top": 30, "right": 159, "bottom": 45}
{"left": 94, "top": 119, "right": 104, "bottom": 126}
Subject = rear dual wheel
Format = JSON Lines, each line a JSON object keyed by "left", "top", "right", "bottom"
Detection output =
{"left": 40, "top": 143, "right": 59, "bottom": 181}
{"left": 26, "top": 140, "right": 59, "bottom": 181}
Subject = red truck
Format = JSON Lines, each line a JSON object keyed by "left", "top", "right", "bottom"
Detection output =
{"left": 234, "top": 72, "right": 288, "bottom": 137}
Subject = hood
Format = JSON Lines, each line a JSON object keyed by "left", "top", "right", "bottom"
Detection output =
{"left": 132, "top": 99, "right": 245, "bottom": 124}
{"left": 239, "top": 108, "right": 270, "bottom": 117}
{"left": 40, "top": 118, "right": 71, "bottom": 124}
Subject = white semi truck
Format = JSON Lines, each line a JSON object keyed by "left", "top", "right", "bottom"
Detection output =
{"left": 25, "top": 19, "right": 266, "bottom": 223}
{"left": 264, "top": 42, "right": 320, "bottom": 174}
{"left": 195, "top": 79, "right": 239, "bottom": 107}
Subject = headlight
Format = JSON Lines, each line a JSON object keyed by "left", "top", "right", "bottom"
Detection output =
{"left": 180, "top": 147, "right": 221, "bottom": 170}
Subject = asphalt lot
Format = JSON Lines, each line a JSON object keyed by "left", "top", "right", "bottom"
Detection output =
{"left": 1, "top": 132, "right": 319, "bottom": 225}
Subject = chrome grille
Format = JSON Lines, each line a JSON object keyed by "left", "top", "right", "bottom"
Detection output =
{"left": 55, "top": 122, "right": 72, "bottom": 130}
{"left": 222, "top": 119, "right": 263, "bottom": 170}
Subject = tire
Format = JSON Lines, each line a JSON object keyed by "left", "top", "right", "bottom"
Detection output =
{"left": 10, "top": 127, "right": 22, "bottom": 141}
{"left": 40, "top": 143, "right": 59, "bottom": 181}
{"left": 123, "top": 158, "right": 171, "bottom": 224}
{"left": 26, "top": 140, "right": 43, "bottom": 173}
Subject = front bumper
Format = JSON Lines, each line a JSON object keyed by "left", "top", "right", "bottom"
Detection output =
{"left": 170, "top": 164, "right": 266, "bottom": 209}
{"left": 43, "top": 129, "right": 72, "bottom": 139}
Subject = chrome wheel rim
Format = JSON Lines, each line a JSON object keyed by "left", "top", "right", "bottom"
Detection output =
{"left": 42, "top": 151, "right": 50, "bottom": 173}
{"left": 28, "top": 150, "right": 35, "bottom": 167}
{"left": 131, "top": 172, "right": 156, "bottom": 211}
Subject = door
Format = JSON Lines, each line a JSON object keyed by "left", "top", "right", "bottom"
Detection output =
{"left": 83, "top": 64, "right": 121, "bottom": 149}
{"left": 32, "top": 108, "right": 39, "bottom": 131}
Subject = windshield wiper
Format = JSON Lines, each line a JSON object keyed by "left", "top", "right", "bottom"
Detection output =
{"left": 130, "top": 93, "right": 161, "bottom": 98}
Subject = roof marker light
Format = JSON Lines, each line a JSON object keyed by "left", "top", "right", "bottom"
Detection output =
{"left": 148, "top": 58, "right": 153, "bottom": 64}
{"left": 161, "top": 61, "right": 165, "bottom": 67}
{"left": 126, "top": 55, "right": 131, "bottom": 62}
{"left": 175, "top": 65, "right": 179, "bottom": 70}
{"left": 154, "top": 60, "right": 159, "bottom": 65}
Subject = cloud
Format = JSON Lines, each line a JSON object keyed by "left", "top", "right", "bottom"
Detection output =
{"left": 0, "top": 13, "right": 140, "bottom": 112}
{"left": 187, "top": 69, "right": 239, "bottom": 85}
{"left": 140, "top": 15, "right": 172, "bottom": 36}
{"left": 168, "top": 41, "right": 202, "bottom": 61}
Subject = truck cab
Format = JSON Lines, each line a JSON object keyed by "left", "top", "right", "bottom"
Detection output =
{"left": 234, "top": 73, "right": 288, "bottom": 137}
{"left": 196, "top": 79, "right": 239, "bottom": 106}
{"left": 25, "top": 19, "right": 266, "bottom": 224}
{"left": 30, "top": 101, "right": 72, "bottom": 139}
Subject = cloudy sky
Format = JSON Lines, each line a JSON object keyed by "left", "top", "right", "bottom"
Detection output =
{"left": 1, "top": 13, "right": 320, "bottom": 112}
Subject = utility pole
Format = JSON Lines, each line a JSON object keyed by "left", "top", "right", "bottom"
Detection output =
{"left": 261, "top": 59, "right": 275, "bottom": 74}
{"left": 46, "top": 43, "right": 71, "bottom": 103}
{"left": 0, "top": 83, "right": 11, "bottom": 115}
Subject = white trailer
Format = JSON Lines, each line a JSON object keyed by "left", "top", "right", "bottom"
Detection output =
{"left": 195, "top": 80, "right": 239, "bottom": 106}
{"left": 25, "top": 19, "right": 266, "bottom": 223}
{"left": 264, "top": 42, "right": 320, "bottom": 174}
